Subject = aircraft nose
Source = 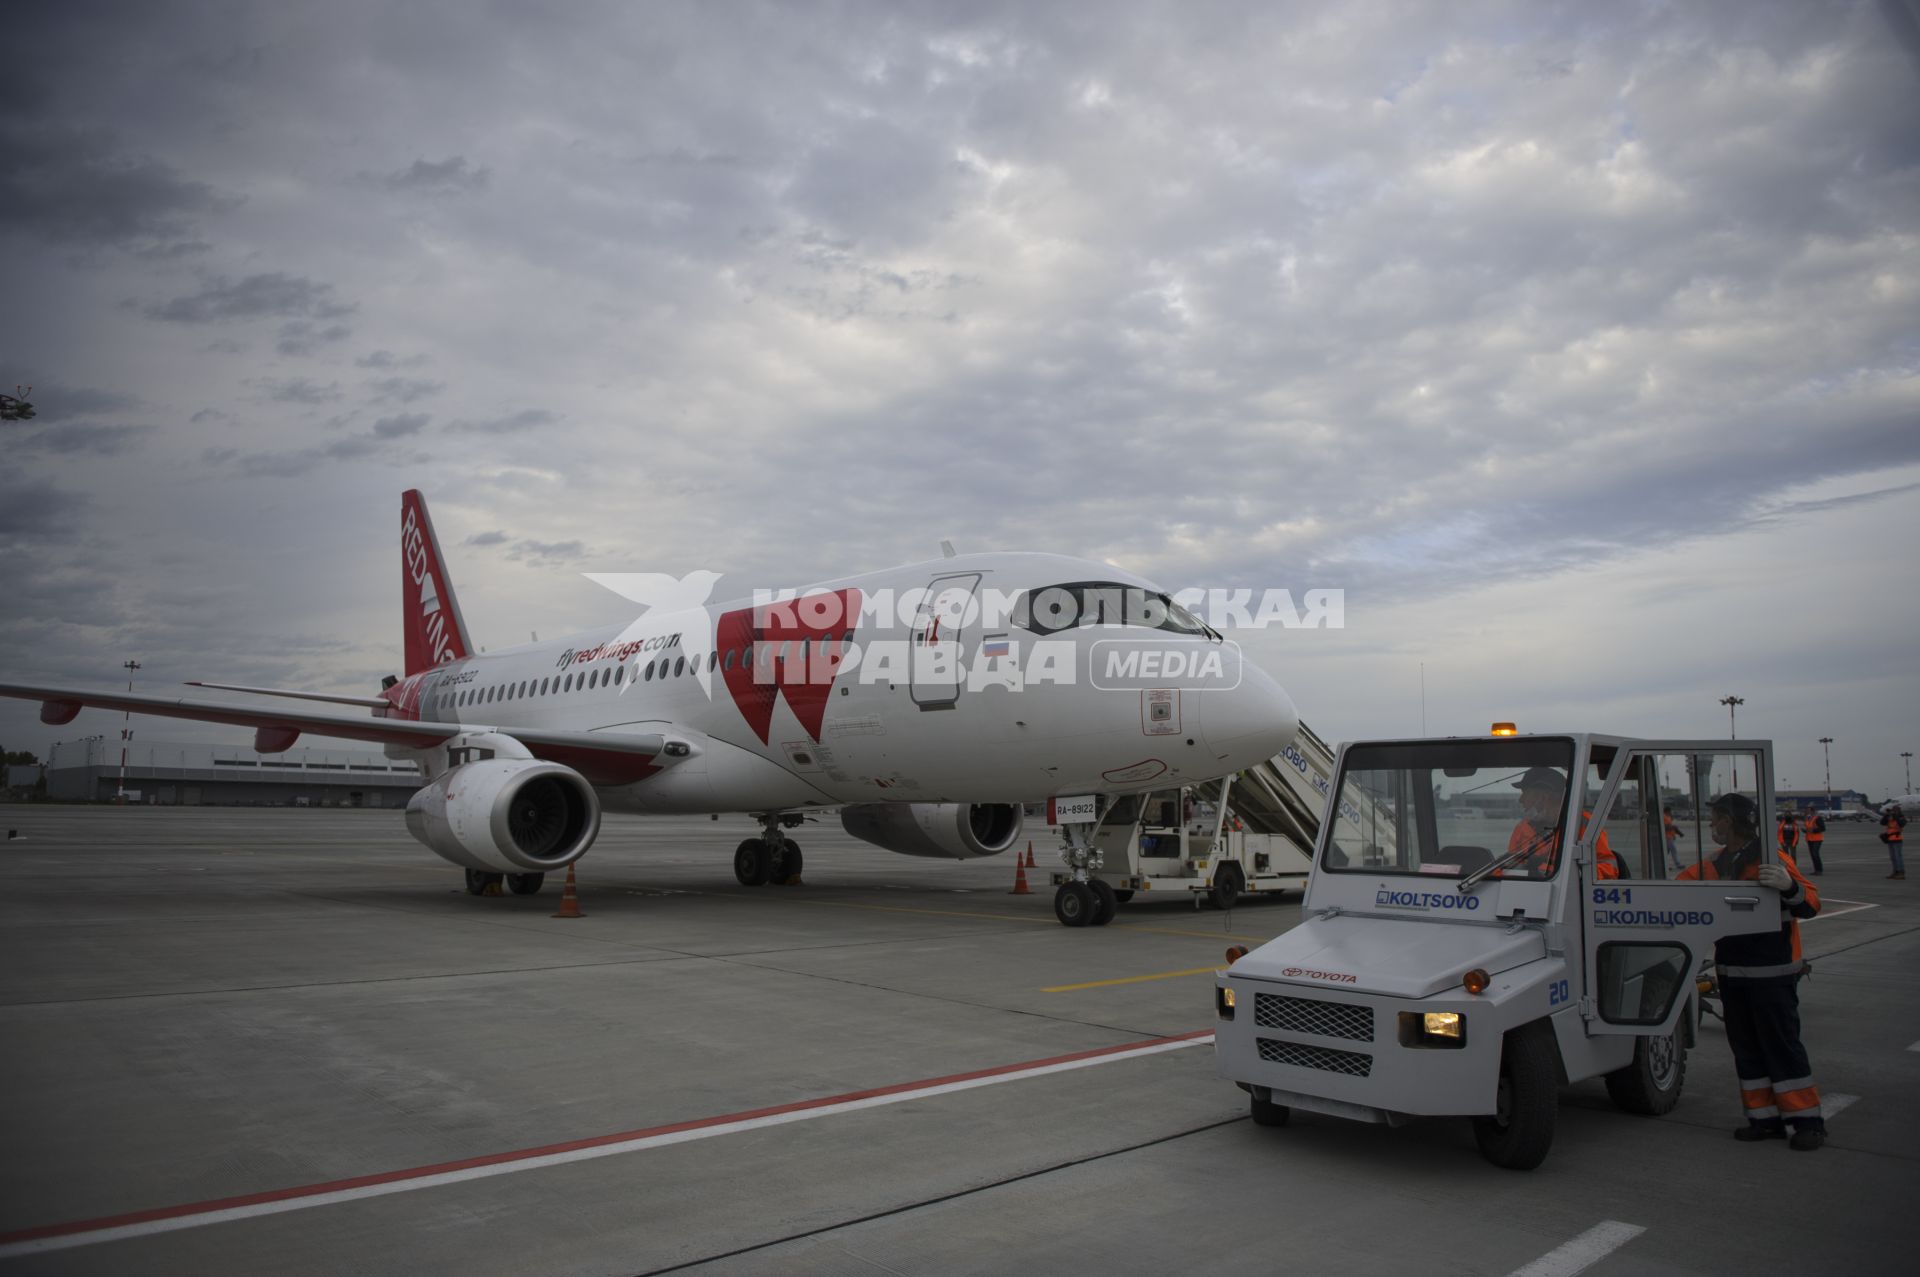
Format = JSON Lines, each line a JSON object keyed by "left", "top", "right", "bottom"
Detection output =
{"left": 1200, "top": 656, "right": 1299, "bottom": 768}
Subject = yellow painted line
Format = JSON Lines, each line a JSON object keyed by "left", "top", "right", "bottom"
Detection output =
{"left": 1044, "top": 966, "right": 1223, "bottom": 993}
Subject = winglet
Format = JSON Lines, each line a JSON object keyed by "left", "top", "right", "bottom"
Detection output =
{"left": 400, "top": 491, "right": 475, "bottom": 674}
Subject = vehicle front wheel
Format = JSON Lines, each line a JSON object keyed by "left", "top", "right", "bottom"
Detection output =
{"left": 1472, "top": 1020, "right": 1559, "bottom": 1171}
{"left": 505, "top": 872, "right": 545, "bottom": 896}
{"left": 1054, "top": 882, "right": 1093, "bottom": 927}
{"left": 1251, "top": 1093, "right": 1291, "bottom": 1127}
{"left": 1604, "top": 1030, "right": 1686, "bottom": 1116}
{"left": 1112, "top": 890, "right": 1135, "bottom": 903}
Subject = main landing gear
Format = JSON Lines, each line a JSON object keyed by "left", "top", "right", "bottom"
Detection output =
{"left": 464, "top": 869, "right": 546, "bottom": 896}
{"left": 735, "top": 813, "right": 805, "bottom": 886}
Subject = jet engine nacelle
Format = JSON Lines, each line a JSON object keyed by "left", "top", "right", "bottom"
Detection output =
{"left": 405, "top": 758, "right": 601, "bottom": 874}
{"left": 839, "top": 802, "right": 1024, "bottom": 859}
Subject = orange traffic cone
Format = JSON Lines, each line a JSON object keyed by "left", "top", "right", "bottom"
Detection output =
{"left": 1009, "top": 859, "right": 1032, "bottom": 895}
{"left": 551, "top": 864, "right": 585, "bottom": 918}
{"left": 1024, "top": 842, "right": 1037, "bottom": 869}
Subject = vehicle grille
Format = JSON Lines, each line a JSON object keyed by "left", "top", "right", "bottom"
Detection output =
{"left": 1253, "top": 993, "right": 1374, "bottom": 1042}
{"left": 1257, "top": 1037, "right": 1373, "bottom": 1078}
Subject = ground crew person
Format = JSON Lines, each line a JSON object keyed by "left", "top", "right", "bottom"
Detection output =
{"left": 1881, "top": 804, "right": 1906, "bottom": 880}
{"left": 1505, "top": 766, "right": 1621, "bottom": 879}
{"left": 1776, "top": 809, "right": 1798, "bottom": 858}
{"left": 1802, "top": 807, "right": 1825, "bottom": 874}
{"left": 1663, "top": 805, "right": 1684, "bottom": 874}
{"left": 1677, "top": 792, "right": 1825, "bottom": 1150}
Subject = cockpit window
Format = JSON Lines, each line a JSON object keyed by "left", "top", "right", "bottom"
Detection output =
{"left": 1013, "top": 581, "right": 1210, "bottom": 636}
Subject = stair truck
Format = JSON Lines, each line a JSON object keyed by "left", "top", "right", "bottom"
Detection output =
{"left": 1213, "top": 732, "right": 1787, "bottom": 1169}
{"left": 1048, "top": 725, "right": 1339, "bottom": 927}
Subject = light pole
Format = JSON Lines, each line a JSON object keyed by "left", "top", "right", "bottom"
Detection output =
{"left": 1904, "top": 751, "right": 1913, "bottom": 795}
{"left": 1720, "top": 695, "right": 1744, "bottom": 789}
{"left": 1819, "top": 737, "right": 1833, "bottom": 812}
{"left": 116, "top": 660, "right": 141, "bottom": 803}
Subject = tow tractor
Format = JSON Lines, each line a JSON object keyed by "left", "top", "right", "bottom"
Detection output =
{"left": 1048, "top": 725, "right": 1338, "bottom": 926}
{"left": 1214, "top": 731, "right": 1788, "bottom": 1169}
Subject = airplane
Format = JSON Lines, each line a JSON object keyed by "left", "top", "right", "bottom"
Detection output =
{"left": 0, "top": 491, "right": 1301, "bottom": 897}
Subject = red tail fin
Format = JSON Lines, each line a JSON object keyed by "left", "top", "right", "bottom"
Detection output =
{"left": 400, "top": 490, "right": 474, "bottom": 674}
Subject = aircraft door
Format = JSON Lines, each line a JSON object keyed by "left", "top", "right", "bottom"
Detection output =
{"left": 910, "top": 573, "right": 980, "bottom": 708}
{"left": 1579, "top": 743, "right": 1782, "bottom": 1038}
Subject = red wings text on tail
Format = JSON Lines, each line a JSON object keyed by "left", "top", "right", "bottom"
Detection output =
{"left": 401, "top": 490, "right": 474, "bottom": 674}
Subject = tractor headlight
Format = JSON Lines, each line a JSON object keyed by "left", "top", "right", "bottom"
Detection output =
{"left": 1398, "top": 1010, "right": 1467, "bottom": 1049}
{"left": 1216, "top": 985, "right": 1236, "bottom": 1020}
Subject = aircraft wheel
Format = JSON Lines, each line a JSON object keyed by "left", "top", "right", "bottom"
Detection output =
{"left": 1208, "top": 864, "right": 1243, "bottom": 910}
{"left": 1112, "top": 890, "right": 1135, "bottom": 903}
{"left": 770, "top": 841, "right": 803, "bottom": 884}
{"left": 505, "top": 872, "right": 545, "bottom": 896}
{"left": 1053, "top": 882, "right": 1093, "bottom": 927}
{"left": 1250, "top": 1093, "right": 1291, "bottom": 1127}
{"left": 1472, "top": 1020, "right": 1559, "bottom": 1170}
{"left": 734, "top": 839, "right": 771, "bottom": 887}
{"left": 465, "top": 869, "right": 502, "bottom": 896}
{"left": 1088, "top": 879, "right": 1118, "bottom": 926}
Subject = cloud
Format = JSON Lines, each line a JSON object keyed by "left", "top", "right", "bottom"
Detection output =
{"left": 11, "top": 384, "right": 141, "bottom": 423}
{"left": 381, "top": 155, "right": 490, "bottom": 194}
{"left": 10, "top": 423, "right": 156, "bottom": 456}
{"left": 507, "top": 538, "right": 589, "bottom": 563}
{"left": 276, "top": 320, "right": 354, "bottom": 356}
{"left": 367, "top": 376, "right": 444, "bottom": 403}
{"left": 0, "top": 121, "right": 233, "bottom": 249}
{"left": 355, "top": 351, "right": 427, "bottom": 369}
{"left": 464, "top": 529, "right": 511, "bottom": 547}
{"left": 371, "top": 412, "right": 429, "bottom": 438}
{"left": 143, "top": 273, "right": 355, "bottom": 324}
{"left": 443, "top": 408, "right": 559, "bottom": 435}
{"left": 257, "top": 378, "right": 342, "bottom": 405}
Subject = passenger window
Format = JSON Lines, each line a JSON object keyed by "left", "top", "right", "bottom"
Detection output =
{"left": 674, "top": 656, "right": 686, "bottom": 677}
{"left": 708, "top": 651, "right": 717, "bottom": 672}
{"left": 644, "top": 661, "right": 655, "bottom": 681}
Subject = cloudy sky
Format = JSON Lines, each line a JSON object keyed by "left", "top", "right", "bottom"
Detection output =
{"left": 4, "top": 1, "right": 1917, "bottom": 797}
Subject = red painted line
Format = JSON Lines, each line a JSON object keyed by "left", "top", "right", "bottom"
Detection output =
{"left": 0, "top": 1029, "right": 1214, "bottom": 1246}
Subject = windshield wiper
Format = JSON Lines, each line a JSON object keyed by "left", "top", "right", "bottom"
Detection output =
{"left": 1460, "top": 827, "right": 1557, "bottom": 892}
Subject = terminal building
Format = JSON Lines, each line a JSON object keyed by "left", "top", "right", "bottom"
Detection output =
{"left": 41, "top": 737, "right": 424, "bottom": 807}
{"left": 1777, "top": 787, "right": 1873, "bottom": 814}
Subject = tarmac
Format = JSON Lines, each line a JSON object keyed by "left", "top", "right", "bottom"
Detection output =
{"left": 0, "top": 807, "right": 1912, "bottom": 1275}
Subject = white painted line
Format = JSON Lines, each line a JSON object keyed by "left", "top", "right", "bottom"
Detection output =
{"left": 1803, "top": 899, "right": 1876, "bottom": 922}
{"left": 0, "top": 1030, "right": 1214, "bottom": 1259}
{"left": 1506, "top": 1220, "right": 1646, "bottom": 1277}
{"left": 1824, "top": 1093, "right": 1860, "bottom": 1118}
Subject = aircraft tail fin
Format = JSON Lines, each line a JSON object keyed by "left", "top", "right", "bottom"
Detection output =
{"left": 400, "top": 490, "right": 475, "bottom": 674}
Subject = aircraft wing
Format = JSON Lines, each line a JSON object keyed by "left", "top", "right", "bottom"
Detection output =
{"left": 0, "top": 681, "right": 677, "bottom": 786}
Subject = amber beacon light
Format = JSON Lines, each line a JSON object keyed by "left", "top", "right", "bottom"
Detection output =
{"left": 1489, "top": 722, "right": 1518, "bottom": 736}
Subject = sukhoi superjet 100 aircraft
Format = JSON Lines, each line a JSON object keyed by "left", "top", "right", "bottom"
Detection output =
{"left": 1, "top": 492, "right": 1300, "bottom": 896}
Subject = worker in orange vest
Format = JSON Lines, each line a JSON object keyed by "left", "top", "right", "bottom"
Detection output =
{"left": 1802, "top": 807, "right": 1825, "bottom": 874}
{"left": 1882, "top": 804, "right": 1906, "bottom": 880}
{"left": 1678, "top": 792, "right": 1825, "bottom": 1150}
{"left": 1505, "top": 766, "right": 1621, "bottom": 879}
{"left": 1663, "top": 804, "right": 1684, "bottom": 874}
{"left": 1776, "top": 809, "right": 1799, "bottom": 858}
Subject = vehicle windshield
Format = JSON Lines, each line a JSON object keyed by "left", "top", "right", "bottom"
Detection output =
{"left": 1013, "top": 582, "right": 1211, "bottom": 636}
{"left": 1320, "top": 738, "right": 1577, "bottom": 881}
